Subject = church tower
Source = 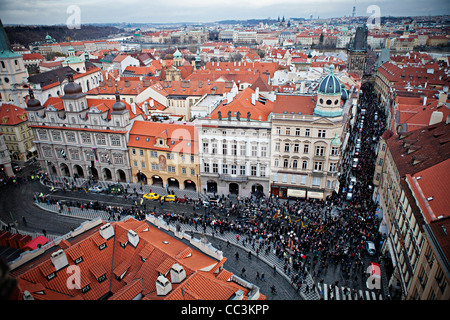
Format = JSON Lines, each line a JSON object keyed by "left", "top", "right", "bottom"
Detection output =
{"left": 173, "top": 48, "right": 182, "bottom": 67}
{"left": 0, "top": 19, "right": 29, "bottom": 106}
{"left": 346, "top": 24, "right": 368, "bottom": 78}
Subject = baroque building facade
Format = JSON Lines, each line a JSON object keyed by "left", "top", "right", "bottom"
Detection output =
{"left": 25, "top": 73, "right": 145, "bottom": 184}
{"left": 270, "top": 65, "right": 353, "bottom": 200}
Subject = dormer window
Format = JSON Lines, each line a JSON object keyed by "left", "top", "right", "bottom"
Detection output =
{"left": 74, "top": 256, "right": 83, "bottom": 264}
{"left": 158, "top": 139, "right": 163, "bottom": 145}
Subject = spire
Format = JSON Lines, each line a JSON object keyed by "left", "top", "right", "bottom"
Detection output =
{"left": 0, "top": 19, "right": 20, "bottom": 58}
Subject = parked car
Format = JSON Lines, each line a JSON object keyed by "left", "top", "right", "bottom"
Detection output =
{"left": 88, "top": 185, "right": 104, "bottom": 193}
{"left": 346, "top": 192, "right": 353, "bottom": 200}
{"left": 143, "top": 192, "right": 160, "bottom": 200}
{"left": 13, "top": 165, "right": 22, "bottom": 172}
{"left": 105, "top": 184, "right": 124, "bottom": 195}
{"left": 366, "top": 241, "right": 376, "bottom": 256}
{"left": 161, "top": 194, "right": 176, "bottom": 202}
{"left": 352, "top": 158, "right": 359, "bottom": 168}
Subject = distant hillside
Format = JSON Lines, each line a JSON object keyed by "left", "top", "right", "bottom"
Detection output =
{"left": 5, "top": 25, "right": 123, "bottom": 46}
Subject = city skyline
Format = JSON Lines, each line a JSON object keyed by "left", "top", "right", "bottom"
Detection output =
{"left": 0, "top": 0, "right": 449, "bottom": 26}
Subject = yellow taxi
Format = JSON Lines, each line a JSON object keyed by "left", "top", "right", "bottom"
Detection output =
{"left": 143, "top": 192, "right": 160, "bottom": 200}
{"left": 161, "top": 194, "right": 176, "bottom": 202}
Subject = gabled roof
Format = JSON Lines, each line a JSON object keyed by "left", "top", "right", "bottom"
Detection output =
{"left": 208, "top": 87, "right": 274, "bottom": 121}
{"left": 28, "top": 62, "right": 100, "bottom": 91}
{"left": 0, "top": 103, "right": 28, "bottom": 125}
{"left": 128, "top": 121, "right": 198, "bottom": 154}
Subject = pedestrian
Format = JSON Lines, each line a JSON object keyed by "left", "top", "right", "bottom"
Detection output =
{"left": 261, "top": 272, "right": 265, "bottom": 282}
{"left": 273, "top": 264, "right": 276, "bottom": 275}
{"left": 241, "top": 267, "right": 246, "bottom": 277}
{"left": 256, "top": 272, "right": 260, "bottom": 280}
{"left": 235, "top": 251, "right": 239, "bottom": 261}
{"left": 22, "top": 216, "right": 27, "bottom": 226}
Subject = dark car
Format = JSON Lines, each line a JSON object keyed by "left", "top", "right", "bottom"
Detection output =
{"left": 105, "top": 184, "right": 124, "bottom": 195}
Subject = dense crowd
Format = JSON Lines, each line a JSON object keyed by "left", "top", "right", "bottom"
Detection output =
{"left": 14, "top": 84, "right": 385, "bottom": 299}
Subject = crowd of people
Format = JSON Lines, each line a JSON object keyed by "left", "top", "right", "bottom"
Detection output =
{"left": 5, "top": 83, "right": 387, "bottom": 299}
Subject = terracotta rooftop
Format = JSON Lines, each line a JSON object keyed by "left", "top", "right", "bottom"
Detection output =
{"left": 386, "top": 120, "right": 450, "bottom": 178}
{"left": 272, "top": 94, "right": 317, "bottom": 116}
{"left": 406, "top": 158, "right": 450, "bottom": 222}
{"left": 0, "top": 103, "right": 28, "bottom": 126}
{"left": 208, "top": 87, "right": 274, "bottom": 121}
{"left": 10, "top": 218, "right": 260, "bottom": 300}
{"left": 128, "top": 121, "right": 198, "bottom": 155}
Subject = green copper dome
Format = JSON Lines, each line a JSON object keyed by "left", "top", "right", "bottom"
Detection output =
{"left": 318, "top": 65, "right": 341, "bottom": 95}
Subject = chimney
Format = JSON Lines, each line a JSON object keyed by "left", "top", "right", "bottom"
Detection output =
{"left": 156, "top": 275, "right": 172, "bottom": 296}
{"left": 255, "top": 87, "right": 259, "bottom": 98}
{"left": 131, "top": 103, "right": 137, "bottom": 115}
{"left": 143, "top": 79, "right": 150, "bottom": 87}
{"left": 423, "top": 96, "right": 427, "bottom": 106}
{"left": 143, "top": 102, "right": 149, "bottom": 114}
{"left": 251, "top": 93, "right": 256, "bottom": 105}
{"left": 50, "top": 249, "right": 69, "bottom": 271}
{"left": 23, "top": 291, "right": 34, "bottom": 300}
{"left": 429, "top": 111, "right": 443, "bottom": 125}
{"left": 99, "top": 223, "right": 115, "bottom": 240}
{"left": 439, "top": 92, "right": 448, "bottom": 104}
{"left": 125, "top": 80, "right": 130, "bottom": 87}
{"left": 128, "top": 230, "right": 139, "bottom": 248}
{"left": 170, "top": 263, "right": 186, "bottom": 283}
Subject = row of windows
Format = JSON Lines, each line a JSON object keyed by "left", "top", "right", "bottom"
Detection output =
{"left": 273, "top": 158, "right": 337, "bottom": 172}
{"left": 272, "top": 174, "right": 337, "bottom": 188}
{"left": 275, "top": 143, "right": 339, "bottom": 156}
{"left": 203, "top": 163, "right": 266, "bottom": 177}
{"left": 131, "top": 149, "right": 195, "bottom": 162}
{"left": 202, "top": 142, "right": 268, "bottom": 157}
{"left": 41, "top": 147, "right": 123, "bottom": 164}
{"left": 37, "top": 130, "right": 122, "bottom": 146}
{"left": 275, "top": 127, "right": 326, "bottom": 138}
{"left": 203, "top": 129, "right": 268, "bottom": 137}
{"left": 133, "top": 160, "right": 196, "bottom": 175}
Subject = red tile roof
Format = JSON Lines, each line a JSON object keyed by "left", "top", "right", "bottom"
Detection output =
{"left": 0, "top": 104, "right": 28, "bottom": 126}
{"left": 128, "top": 121, "right": 198, "bottom": 154}
{"left": 406, "top": 158, "right": 450, "bottom": 222}
{"left": 272, "top": 94, "right": 317, "bottom": 116}
{"left": 208, "top": 87, "right": 274, "bottom": 121}
{"left": 12, "top": 218, "right": 263, "bottom": 301}
{"left": 22, "top": 53, "right": 45, "bottom": 61}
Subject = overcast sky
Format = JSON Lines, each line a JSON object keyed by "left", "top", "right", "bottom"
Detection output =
{"left": 0, "top": 0, "right": 449, "bottom": 25}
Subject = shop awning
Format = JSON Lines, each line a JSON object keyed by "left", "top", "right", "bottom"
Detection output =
{"left": 307, "top": 190, "right": 324, "bottom": 199}
{"left": 287, "top": 188, "right": 306, "bottom": 198}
